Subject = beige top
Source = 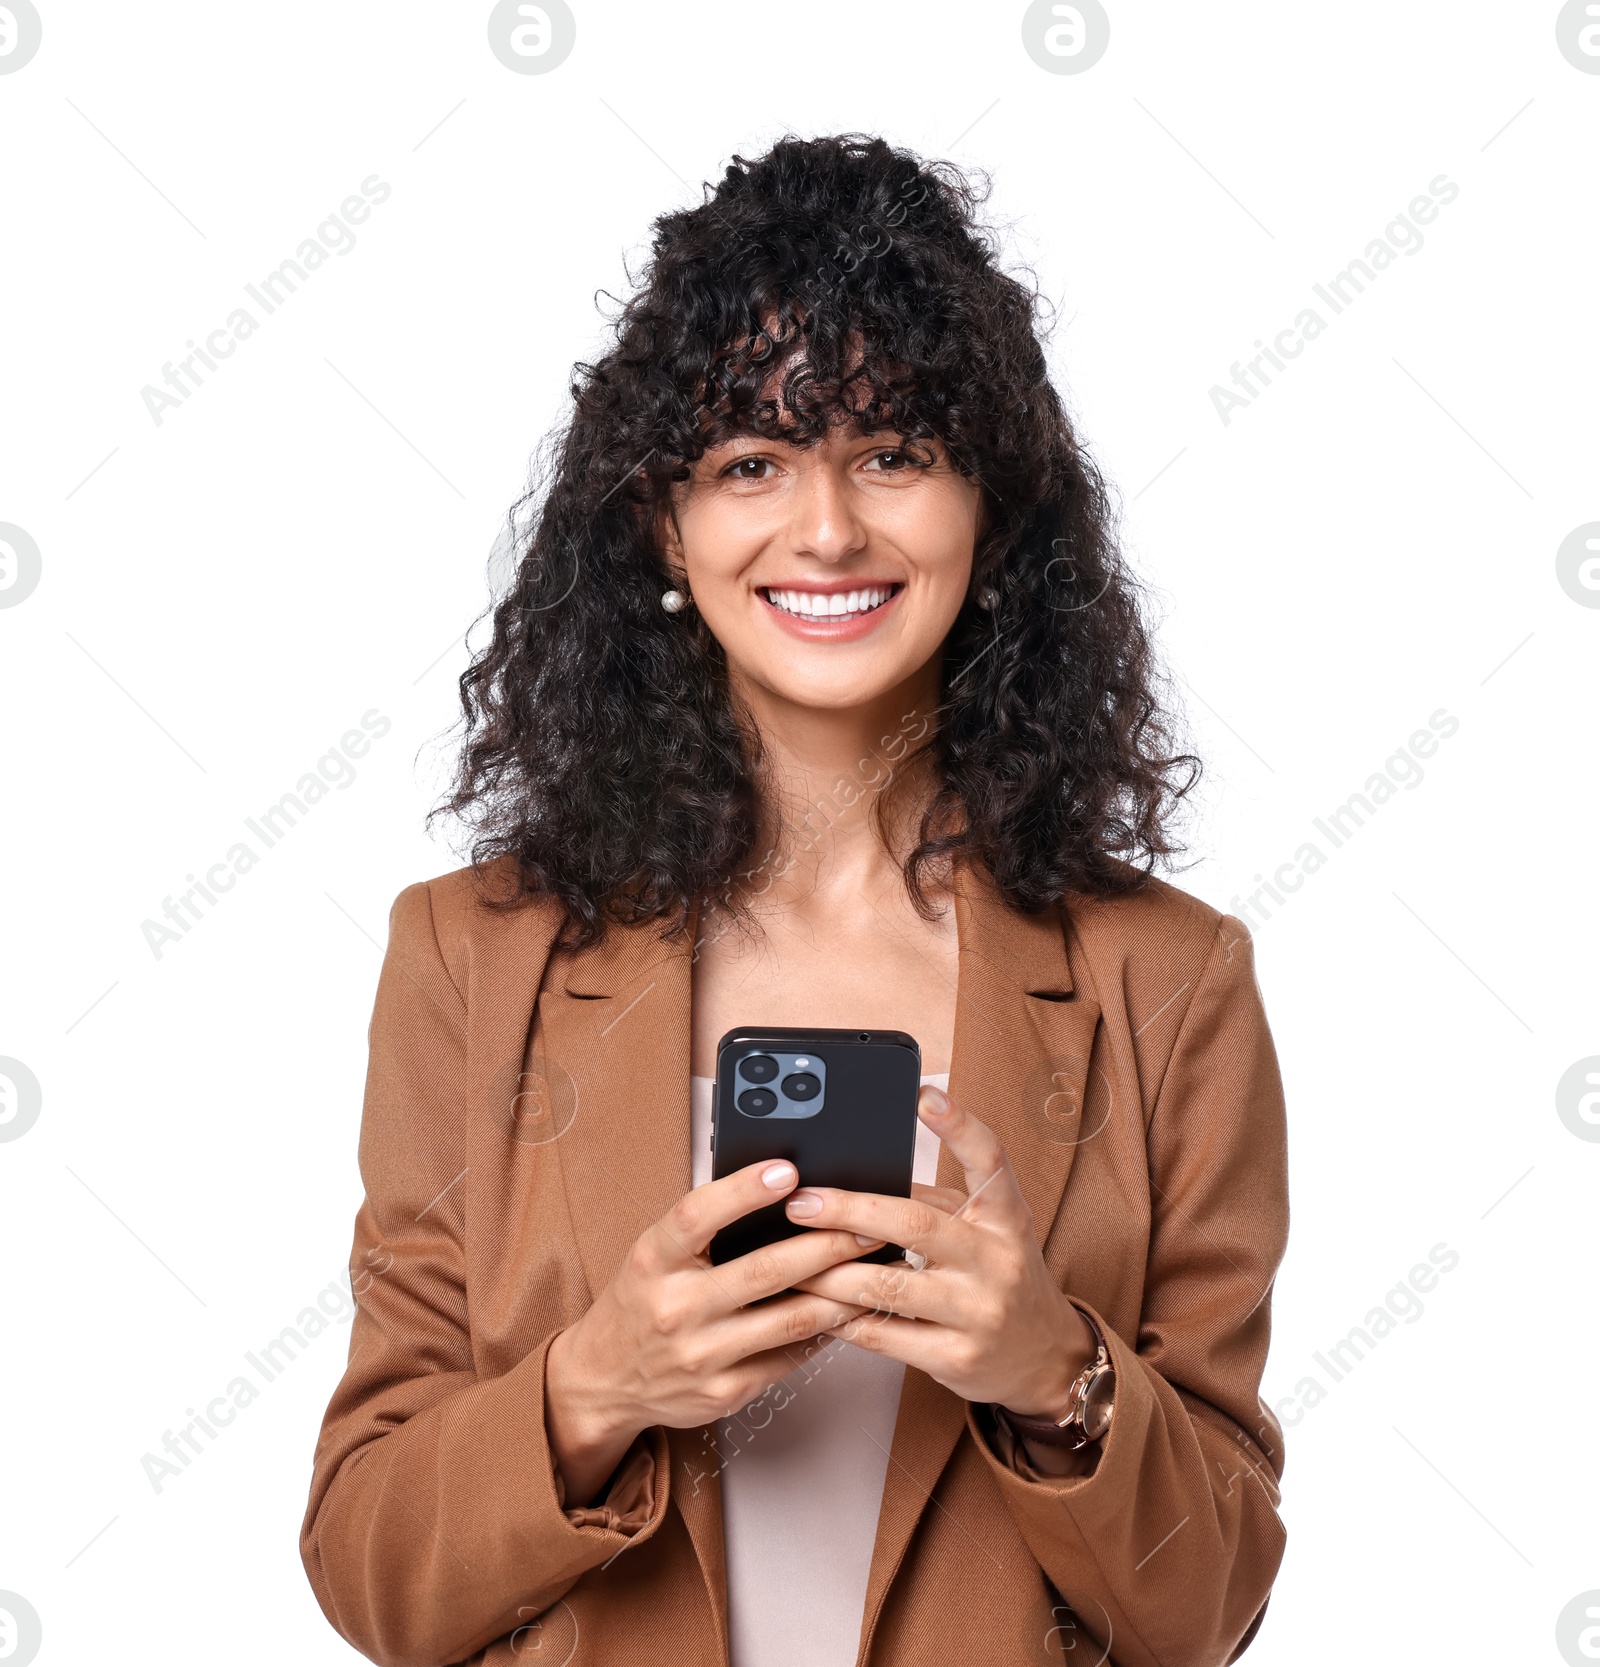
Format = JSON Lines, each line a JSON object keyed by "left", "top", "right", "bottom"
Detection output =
{"left": 689, "top": 1072, "right": 946, "bottom": 1667}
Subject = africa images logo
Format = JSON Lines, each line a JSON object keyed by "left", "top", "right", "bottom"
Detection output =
{"left": 0, "top": 523, "right": 42, "bottom": 609}
{"left": 0, "top": 1, "right": 43, "bottom": 74}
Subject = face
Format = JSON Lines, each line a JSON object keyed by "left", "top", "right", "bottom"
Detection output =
{"left": 660, "top": 424, "right": 983, "bottom": 714}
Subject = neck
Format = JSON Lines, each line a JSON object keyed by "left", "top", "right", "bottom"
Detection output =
{"left": 724, "top": 660, "right": 946, "bottom": 910}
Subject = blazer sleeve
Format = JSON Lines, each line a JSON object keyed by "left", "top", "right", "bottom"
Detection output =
{"left": 299, "top": 881, "right": 671, "bottom": 1667}
{"left": 965, "top": 912, "right": 1289, "bottom": 1667}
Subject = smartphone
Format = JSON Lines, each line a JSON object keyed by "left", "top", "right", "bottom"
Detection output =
{"left": 708, "top": 1026, "right": 922, "bottom": 1267}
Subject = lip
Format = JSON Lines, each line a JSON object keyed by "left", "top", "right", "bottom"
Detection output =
{"left": 757, "top": 581, "right": 904, "bottom": 642}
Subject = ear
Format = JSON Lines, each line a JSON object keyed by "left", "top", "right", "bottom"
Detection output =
{"left": 973, "top": 486, "right": 993, "bottom": 546}
{"left": 961, "top": 491, "right": 992, "bottom": 599}
{"left": 652, "top": 499, "right": 685, "bottom": 573}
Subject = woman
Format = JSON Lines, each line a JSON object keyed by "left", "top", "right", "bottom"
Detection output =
{"left": 300, "top": 134, "right": 1290, "bottom": 1667}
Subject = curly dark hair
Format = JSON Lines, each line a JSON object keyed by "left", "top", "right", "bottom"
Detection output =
{"left": 432, "top": 132, "right": 1200, "bottom": 947}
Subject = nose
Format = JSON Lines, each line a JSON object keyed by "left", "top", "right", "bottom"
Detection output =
{"left": 786, "top": 455, "right": 868, "bottom": 565}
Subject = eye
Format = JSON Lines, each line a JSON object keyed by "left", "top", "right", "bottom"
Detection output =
{"left": 863, "top": 449, "right": 913, "bottom": 473}
{"left": 721, "top": 454, "right": 776, "bottom": 481}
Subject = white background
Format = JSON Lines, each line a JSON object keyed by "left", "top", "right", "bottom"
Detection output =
{"left": 2, "top": 3, "right": 1597, "bottom": 1663}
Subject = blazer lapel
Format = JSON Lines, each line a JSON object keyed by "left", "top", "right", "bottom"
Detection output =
{"left": 530, "top": 903, "right": 731, "bottom": 1660}
{"left": 533, "top": 913, "right": 698, "bottom": 1305}
{"left": 936, "top": 860, "right": 1104, "bottom": 1248}
{"left": 857, "top": 861, "right": 1103, "bottom": 1651}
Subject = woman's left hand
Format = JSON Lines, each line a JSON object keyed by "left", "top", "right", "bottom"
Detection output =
{"left": 787, "top": 1084, "right": 1098, "bottom": 1418}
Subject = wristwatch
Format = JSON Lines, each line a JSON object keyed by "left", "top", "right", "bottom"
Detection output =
{"left": 998, "top": 1307, "right": 1115, "bottom": 1452}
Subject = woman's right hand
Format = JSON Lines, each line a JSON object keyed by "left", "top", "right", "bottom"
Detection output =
{"left": 544, "top": 1157, "right": 880, "bottom": 1506}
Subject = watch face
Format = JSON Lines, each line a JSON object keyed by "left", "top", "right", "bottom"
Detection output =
{"left": 1083, "top": 1372, "right": 1115, "bottom": 1442}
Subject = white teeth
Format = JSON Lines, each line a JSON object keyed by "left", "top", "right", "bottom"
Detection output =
{"left": 765, "top": 585, "right": 895, "bottom": 620}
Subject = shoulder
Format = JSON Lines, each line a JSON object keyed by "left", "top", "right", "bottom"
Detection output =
{"left": 1057, "top": 865, "right": 1272, "bottom": 1125}
{"left": 386, "top": 855, "right": 569, "bottom": 999}
{"left": 1060, "top": 859, "right": 1257, "bottom": 1025}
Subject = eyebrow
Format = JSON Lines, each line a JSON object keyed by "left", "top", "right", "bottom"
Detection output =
{"left": 699, "top": 421, "right": 907, "bottom": 449}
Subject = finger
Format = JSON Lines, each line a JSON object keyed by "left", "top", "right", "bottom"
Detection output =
{"left": 910, "top": 1181, "right": 969, "bottom": 1214}
{"left": 717, "top": 1291, "right": 870, "bottom": 1365}
{"left": 791, "top": 1260, "right": 962, "bottom": 1325}
{"left": 782, "top": 1183, "right": 965, "bottom": 1260}
{"left": 715, "top": 1228, "right": 890, "bottom": 1308}
{"left": 916, "top": 1084, "right": 1030, "bottom": 1232}
{"left": 647, "top": 1159, "right": 801, "bottom": 1265}
{"left": 826, "top": 1307, "right": 961, "bottom": 1376}
{"left": 713, "top": 1332, "right": 864, "bottom": 1413}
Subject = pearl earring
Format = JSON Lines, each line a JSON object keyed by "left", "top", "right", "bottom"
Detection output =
{"left": 661, "top": 588, "right": 688, "bottom": 614}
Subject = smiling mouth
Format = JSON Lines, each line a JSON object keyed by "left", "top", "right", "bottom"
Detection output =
{"left": 760, "top": 583, "right": 903, "bottom": 622}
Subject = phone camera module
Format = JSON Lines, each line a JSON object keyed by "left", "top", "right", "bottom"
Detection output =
{"left": 739, "top": 1054, "right": 779, "bottom": 1084}
{"left": 781, "top": 1071, "right": 821, "bottom": 1102}
{"left": 737, "top": 1087, "right": 778, "bottom": 1117}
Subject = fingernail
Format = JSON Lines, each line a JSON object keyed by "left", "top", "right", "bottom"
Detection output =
{"left": 762, "top": 1162, "right": 797, "bottom": 1190}
{"left": 922, "top": 1086, "right": 951, "bottom": 1117}
{"left": 854, "top": 1234, "right": 881, "bottom": 1247}
{"left": 786, "top": 1190, "right": 821, "bottom": 1217}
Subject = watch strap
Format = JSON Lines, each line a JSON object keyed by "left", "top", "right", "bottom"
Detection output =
{"left": 996, "top": 1306, "right": 1113, "bottom": 1450}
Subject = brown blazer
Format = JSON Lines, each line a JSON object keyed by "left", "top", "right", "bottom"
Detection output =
{"left": 300, "top": 855, "right": 1290, "bottom": 1667}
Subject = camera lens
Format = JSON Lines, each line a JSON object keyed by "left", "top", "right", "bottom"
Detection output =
{"left": 739, "top": 1054, "right": 778, "bottom": 1084}
{"left": 781, "top": 1071, "right": 821, "bottom": 1102}
{"left": 737, "top": 1087, "right": 778, "bottom": 1116}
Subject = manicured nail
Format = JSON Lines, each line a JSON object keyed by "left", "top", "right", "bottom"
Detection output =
{"left": 762, "top": 1162, "right": 797, "bottom": 1190}
{"left": 786, "top": 1190, "right": 821, "bottom": 1217}
{"left": 854, "top": 1234, "right": 882, "bottom": 1247}
{"left": 922, "top": 1086, "right": 951, "bottom": 1117}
